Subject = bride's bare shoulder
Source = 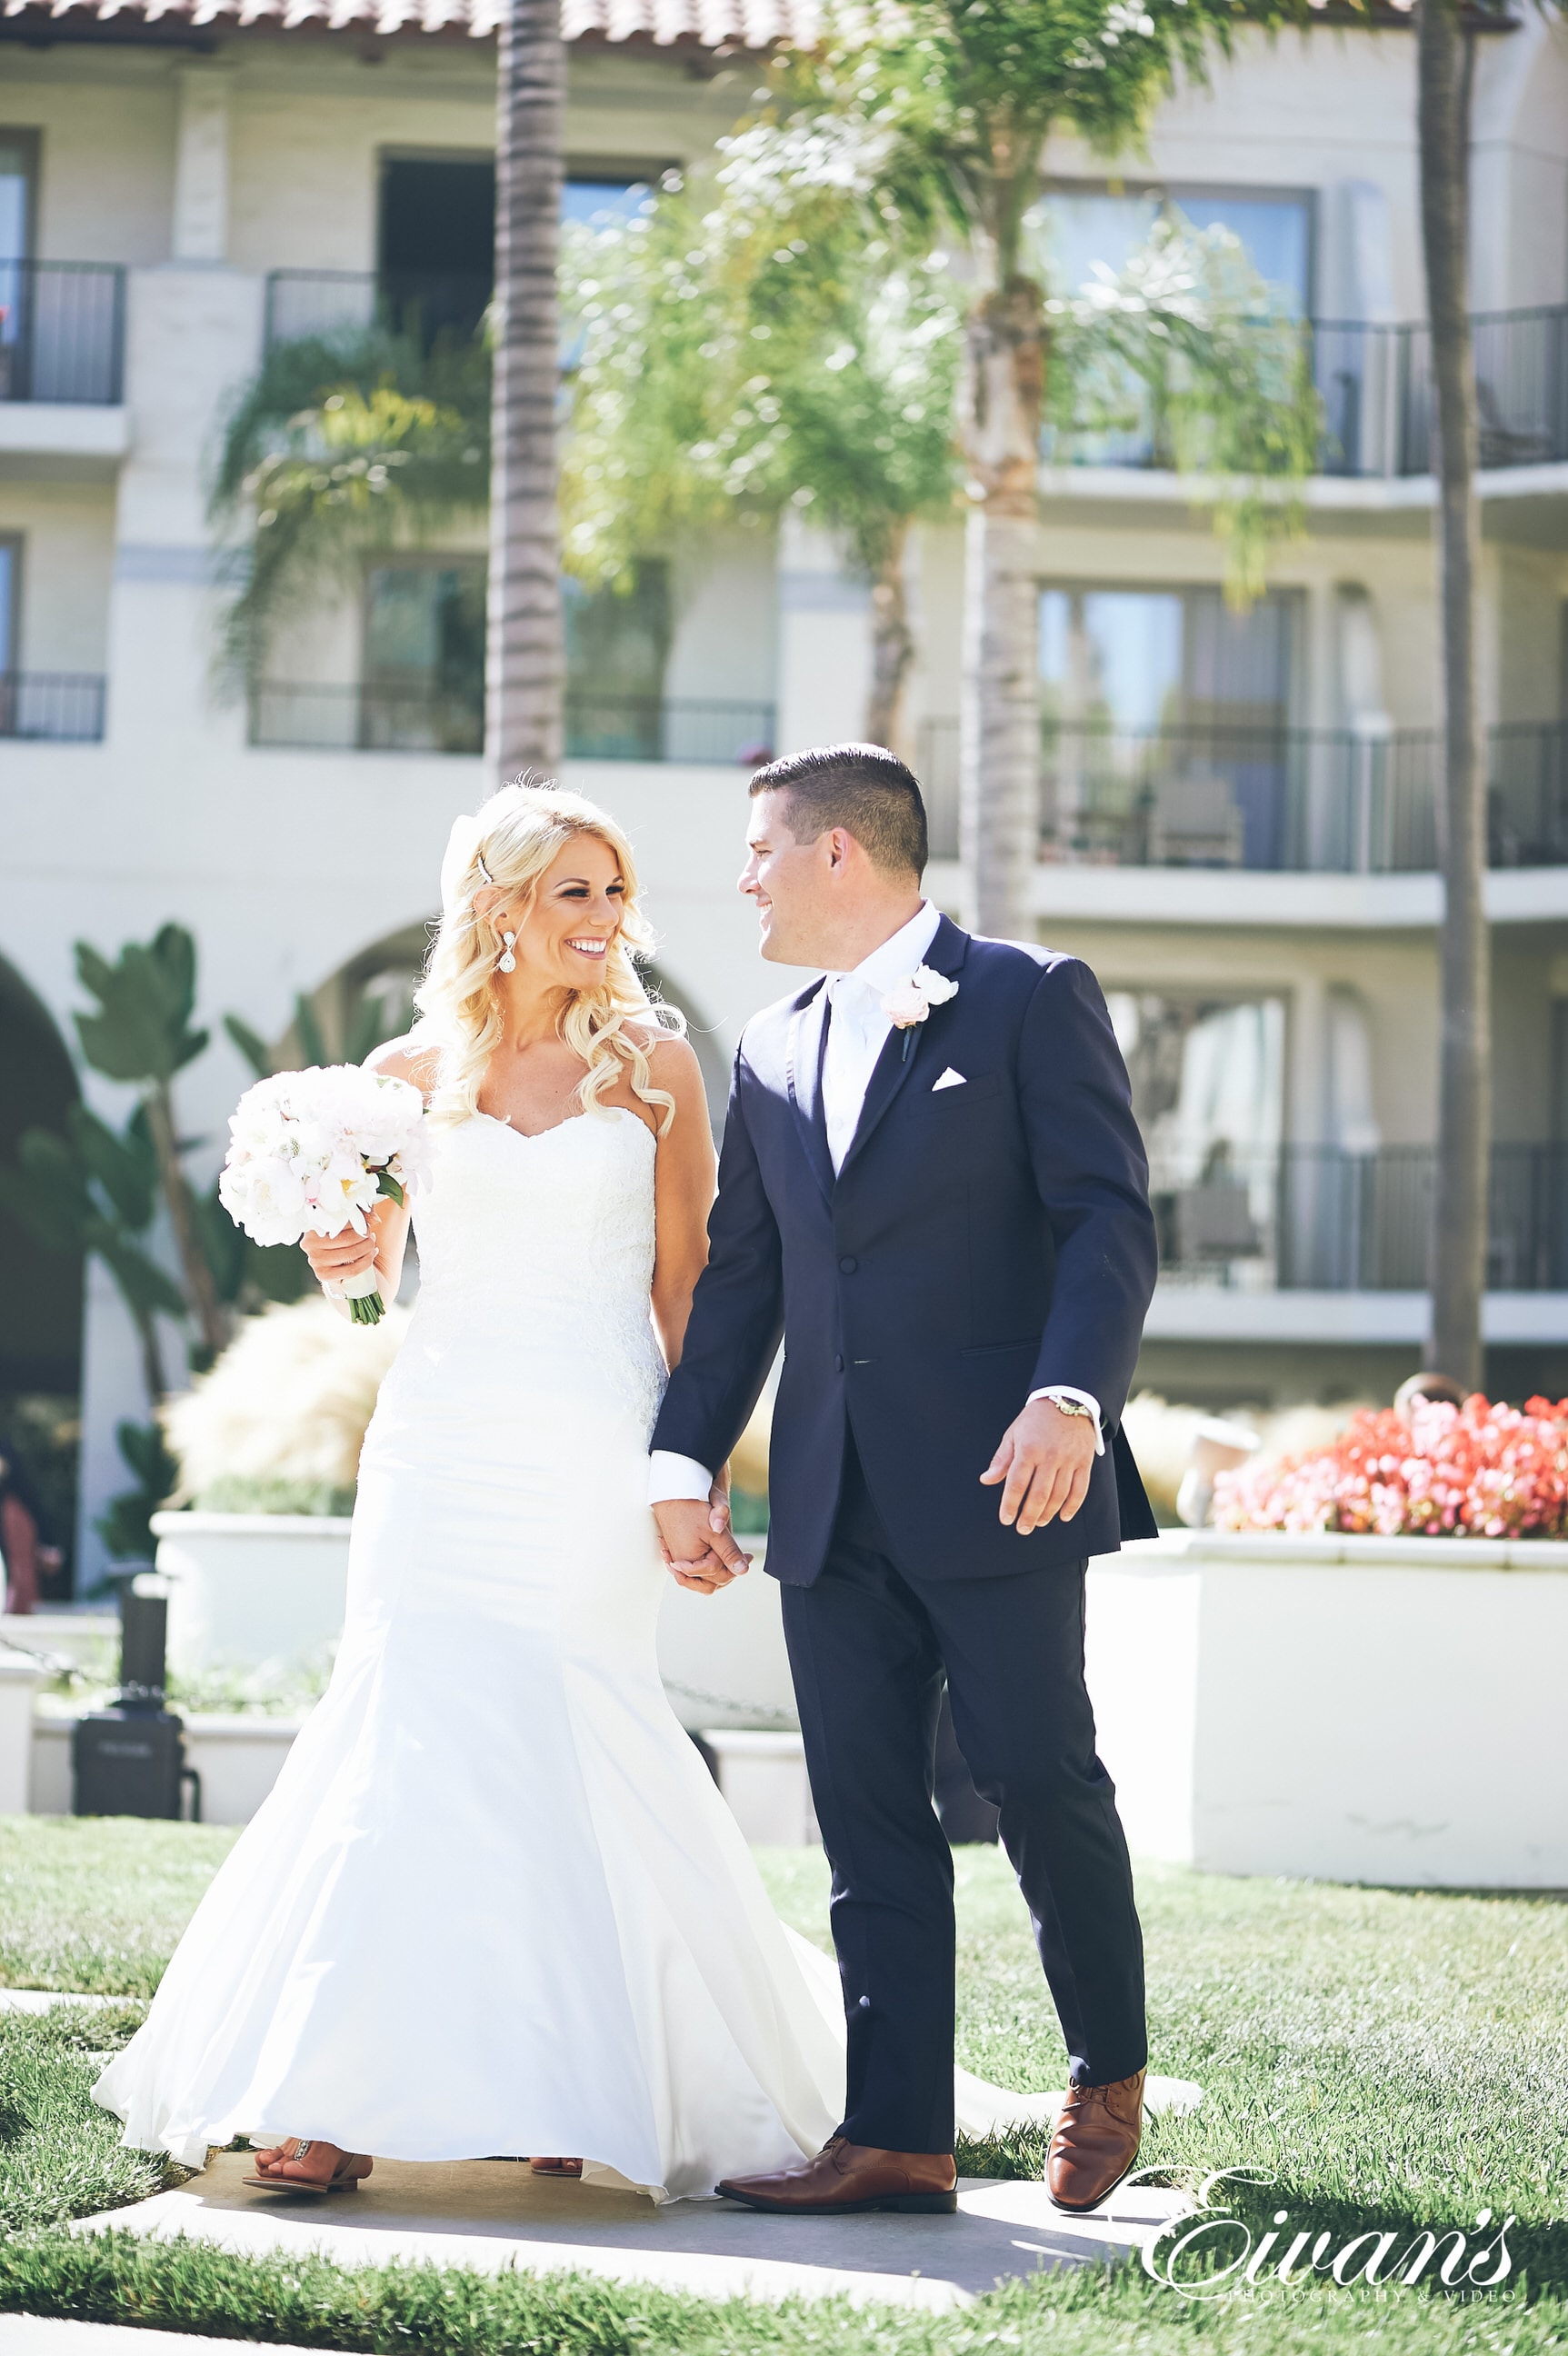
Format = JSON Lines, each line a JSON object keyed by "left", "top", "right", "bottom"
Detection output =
{"left": 366, "top": 1029, "right": 442, "bottom": 1104}
{"left": 626, "top": 1021, "right": 703, "bottom": 1088}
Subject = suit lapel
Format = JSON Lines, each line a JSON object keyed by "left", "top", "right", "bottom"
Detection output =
{"left": 785, "top": 979, "right": 835, "bottom": 1207}
{"left": 837, "top": 913, "right": 971, "bottom": 1181}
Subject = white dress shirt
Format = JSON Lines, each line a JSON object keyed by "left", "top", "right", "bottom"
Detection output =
{"left": 648, "top": 903, "right": 1102, "bottom": 1507}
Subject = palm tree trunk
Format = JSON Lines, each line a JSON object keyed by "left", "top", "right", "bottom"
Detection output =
{"left": 959, "top": 281, "right": 1044, "bottom": 938}
{"left": 865, "top": 523, "right": 914, "bottom": 753}
{"left": 486, "top": 0, "right": 565, "bottom": 780}
{"left": 144, "top": 1084, "right": 228, "bottom": 1363}
{"left": 1418, "top": 0, "right": 1489, "bottom": 1392}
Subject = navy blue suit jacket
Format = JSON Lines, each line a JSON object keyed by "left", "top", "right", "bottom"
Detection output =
{"left": 651, "top": 915, "right": 1160, "bottom": 1583}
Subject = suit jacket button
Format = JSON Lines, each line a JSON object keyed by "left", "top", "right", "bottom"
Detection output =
{"left": 834, "top": 1354, "right": 844, "bottom": 1373}
{"left": 838, "top": 1255, "right": 858, "bottom": 1273}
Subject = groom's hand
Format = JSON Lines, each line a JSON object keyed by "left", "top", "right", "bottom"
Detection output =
{"left": 654, "top": 1492, "right": 751, "bottom": 1597}
{"left": 981, "top": 1398, "right": 1096, "bottom": 1534}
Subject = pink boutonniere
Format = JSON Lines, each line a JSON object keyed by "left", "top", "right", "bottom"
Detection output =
{"left": 882, "top": 966, "right": 959, "bottom": 1060}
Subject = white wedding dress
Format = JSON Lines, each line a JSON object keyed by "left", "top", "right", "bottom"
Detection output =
{"left": 94, "top": 1107, "right": 1154, "bottom": 2200}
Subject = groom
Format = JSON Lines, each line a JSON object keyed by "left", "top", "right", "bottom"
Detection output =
{"left": 650, "top": 744, "right": 1159, "bottom": 2218}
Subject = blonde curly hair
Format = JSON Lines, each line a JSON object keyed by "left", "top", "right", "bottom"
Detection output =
{"left": 414, "top": 779, "right": 683, "bottom": 1133}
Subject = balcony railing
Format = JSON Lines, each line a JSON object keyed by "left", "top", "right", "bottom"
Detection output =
{"left": 264, "top": 269, "right": 493, "bottom": 352}
{"left": 0, "top": 263, "right": 125, "bottom": 404}
{"left": 1154, "top": 1143, "right": 1568, "bottom": 1293}
{"left": 565, "top": 694, "right": 775, "bottom": 765}
{"left": 249, "top": 682, "right": 775, "bottom": 765}
{"left": 0, "top": 673, "right": 106, "bottom": 741}
{"left": 1044, "top": 305, "right": 1568, "bottom": 480}
{"left": 916, "top": 718, "right": 1568, "bottom": 874}
{"left": 265, "top": 275, "right": 1567, "bottom": 480}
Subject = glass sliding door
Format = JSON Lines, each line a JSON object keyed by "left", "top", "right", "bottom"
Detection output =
{"left": 361, "top": 559, "right": 485, "bottom": 752}
{"left": 0, "top": 132, "right": 36, "bottom": 400}
{"left": 1038, "top": 584, "right": 1297, "bottom": 865}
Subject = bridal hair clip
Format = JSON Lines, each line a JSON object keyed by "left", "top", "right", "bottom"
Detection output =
{"left": 475, "top": 852, "right": 494, "bottom": 885}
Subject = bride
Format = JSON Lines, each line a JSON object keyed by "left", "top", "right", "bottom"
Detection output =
{"left": 94, "top": 779, "right": 1054, "bottom": 2206}
{"left": 94, "top": 779, "right": 854, "bottom": 2203}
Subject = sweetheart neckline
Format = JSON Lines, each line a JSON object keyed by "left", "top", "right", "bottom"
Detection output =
{"left": 471, "top": 1107, "right": 654, "bottom": 1149}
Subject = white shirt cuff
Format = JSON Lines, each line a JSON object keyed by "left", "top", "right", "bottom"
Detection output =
{"left": 1028, "top": 1386, "right": 1105, "bottom": 1456}
{"left": 648, "top": 1450, "right": 714, "bottom": 1505}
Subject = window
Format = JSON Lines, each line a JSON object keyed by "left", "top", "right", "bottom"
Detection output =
{"left": 361, "top": 559, "right": 484, "bottom": 753}
{"left": 377, "top": 154, "right": 495, "bottom": 346}
{"left": 564, "top": 561, "right": 672, "bottom": 757}
{"left": 0, "top": 537, "right": 17, "bottom": 672}
{"left": 1039, "top": 586, "right": 1300, "bottom": 865}
{"left": 373, "top": 155, "right": 673, "bottom": 348}
{"left": 1031, "top": 185, "right": 1312, "bottom": 465}
{"left": 0, "top": 131, "right": 33, "bottom": 258}
{"left": 0, "top": 132, "right": 37, "bottom": 401}
{"left": 563, "top": 162, "right": 671, "bottom": 233}
{"left": 1031, "top": 185, "right": 1312, "bottom": 314}
{"left": 1108, "top": 990, "right": 1285, "bottom": 1278}
{"left": 1040, "top": 586, "right": 1293, "bottom": 733}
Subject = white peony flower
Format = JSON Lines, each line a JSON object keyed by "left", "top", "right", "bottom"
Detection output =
{"left": 219, "top": 1153, "right": 308, "bottom": 1249}
{"left": 883, "top": 981, "right": 931, "bottom": 1027}
{"left": 882, "top": 966, "right": 960, "bottom": 1029}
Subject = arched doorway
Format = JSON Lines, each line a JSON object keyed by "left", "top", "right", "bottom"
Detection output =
{"left": 0, "top": 953, "right": 83, "bottom": 1597}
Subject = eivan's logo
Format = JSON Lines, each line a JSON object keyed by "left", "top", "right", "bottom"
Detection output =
{"left": 1137, "top": 2170, "right": 1515, "bottom": 2300}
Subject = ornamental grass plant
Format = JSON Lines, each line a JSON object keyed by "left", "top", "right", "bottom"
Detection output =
{"left": 1212, "top": 1394, "right": 1568, "bottom": 1539}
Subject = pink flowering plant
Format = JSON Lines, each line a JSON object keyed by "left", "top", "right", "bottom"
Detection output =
{"left": 1212, "top": 1394, "right": 1568, "bottom": 1540}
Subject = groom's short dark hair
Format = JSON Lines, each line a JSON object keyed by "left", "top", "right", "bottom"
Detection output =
{"left": 751, "top": 744, "right": 928, "bottom": 881}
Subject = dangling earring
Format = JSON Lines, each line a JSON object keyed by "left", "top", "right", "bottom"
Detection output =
{"left": 497, "top": 930, "right": 516, "bottom": 974}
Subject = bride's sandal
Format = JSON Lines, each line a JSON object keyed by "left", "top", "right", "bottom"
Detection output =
{"left": 529, "top": 2157, "right": 584, "bottom": 2178}
{"left": 243, "top": 2139, "right": 373, "bottom": 2194}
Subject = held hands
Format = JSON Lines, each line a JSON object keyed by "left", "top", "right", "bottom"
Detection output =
{"left": 654, "top": 1478, "right": 751, "bottom": 1598}
{"left": 301, "top": 1227, "right": 378, "bottom": 1295}
{"left": 982, "top": 1396, "right": 1097, "bottom": 1535}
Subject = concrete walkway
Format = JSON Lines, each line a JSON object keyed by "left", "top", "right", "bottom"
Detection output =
{"left": 0, "top": 2324, "right": 315, "bottom": 2356}
{"left": 81, "top": 2151, "right": 1192, "bottom": 2312}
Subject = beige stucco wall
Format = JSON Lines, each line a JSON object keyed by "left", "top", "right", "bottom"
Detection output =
{"left": 1, "top": 484, "right": 115, "bottom": 672}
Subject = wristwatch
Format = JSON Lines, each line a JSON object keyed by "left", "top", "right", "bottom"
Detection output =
{"left": 1043, "top": 1392, "right": 1094, "bottom": 1423}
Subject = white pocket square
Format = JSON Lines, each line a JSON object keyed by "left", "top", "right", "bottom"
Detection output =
{"left": 932, "top": 1068, "right": 966, "bottom": 1092}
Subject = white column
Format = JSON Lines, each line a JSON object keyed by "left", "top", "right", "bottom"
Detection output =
{"left": 171, "top": 64, "right": 234, "bottom": 265}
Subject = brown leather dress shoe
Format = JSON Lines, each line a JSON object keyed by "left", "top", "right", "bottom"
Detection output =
{"left": 717, "top": 2137, "right": 958, "bottom": 2214}
{"left": 1045, "top": 2067, "right": 1145, "bottom": 2212}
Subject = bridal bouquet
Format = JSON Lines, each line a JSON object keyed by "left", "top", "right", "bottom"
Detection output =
{"left": 218, "top": 1064, "right": 429, "bottom": 1325}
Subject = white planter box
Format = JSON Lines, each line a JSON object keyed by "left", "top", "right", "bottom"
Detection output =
{"left": 31, "top": 1711, "right": 303, "bottom": 1824}
{"left": 703, "top": 1729, "right": 818, "bottom": 1846}
{"left": 151, "top": 1512, "right": 352, "bottom": 1677}
{"left": 0, "top": 1647, "right": 46, "bottom": 1813}
{"left": 1085, "top": 1531, "right": 1568, "bottom": 1888}
{"left": 656, "top": 1538, "right": 800, "bottom": 1732}
{"left": 1, "top": 1612, "right": 119, "bottom": 1666}
{"left": 147, "top": 1511, "right": 801, "bottom": 1732}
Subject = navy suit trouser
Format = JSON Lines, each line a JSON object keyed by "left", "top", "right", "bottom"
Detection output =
{"left": 780, "top": 1437, "right": 1147, "bottom": 2155}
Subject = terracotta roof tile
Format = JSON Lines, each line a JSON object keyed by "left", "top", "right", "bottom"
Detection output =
{"left": 1, "top": 0, "right": 818, "bottom": 35}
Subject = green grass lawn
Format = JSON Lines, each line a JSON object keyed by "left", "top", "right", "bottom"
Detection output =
{"left": 1, "top": 1815, "right": 1564, "bottom": 2353}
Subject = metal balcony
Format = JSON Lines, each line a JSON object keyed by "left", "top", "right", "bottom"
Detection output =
{"left": 0, "top": 673, "right": 106, "bottom": 741}
{"left": 248, "top": 682, "right": 775, "bottom": 766}
{"left": 917, "top": 719, "right": 1568, "bottom": 874}
{"left": 1043, "top": 304, "right": 1568, "bottom": 480}
{"left": 0, "top": 263, "right": 125, "bottom": 404}
{"left": 1153, "top": 1143, "right": 1568, "bottom": 1293}
{"left": 263, "top": 269, "right": 492, "bottom": 353}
